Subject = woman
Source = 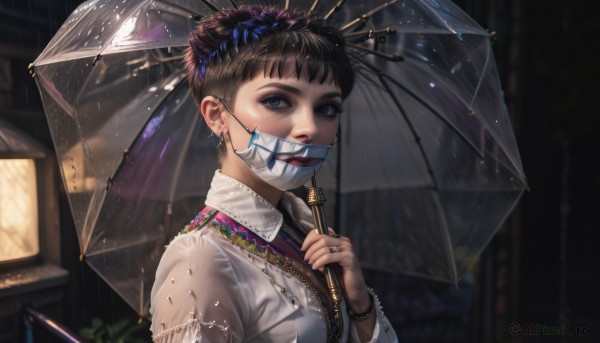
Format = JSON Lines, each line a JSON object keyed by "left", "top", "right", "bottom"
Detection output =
{"left": 150, "top": 5, "right": 398, "bottom": 342}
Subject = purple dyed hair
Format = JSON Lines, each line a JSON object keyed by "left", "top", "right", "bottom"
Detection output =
{"left": 185, "top": 5, "right": 355, "bottom": 105}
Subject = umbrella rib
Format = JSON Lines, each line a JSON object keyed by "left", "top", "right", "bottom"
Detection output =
{"left": 384, "top": 72, "right": 485, "bottom": 159}
{"left": 351, "top": 52, "right": 485, "bottom": 160}
{"left": 85, "top": 261, "right": 147, "bottom": 318}
{"left": 106, "top": 76, "right": 189, "bottom": 186}
{"left": 344, "top": 27, "right": 396, "bottom": 42}
{"left": 340, "top": 0, "right": 400, "bottom": 32}
{"left": 468, "top": 42, "right": 527, "bottom": 180}
{"left": 347, "top": 43, "right": 403, "bottom": 62}
{"left": 468, "top": 39, "right": 490, "bottom": 111}
{"left": 323, "top": 0, "right": 346, "bottom": 21}
{"left": 84, "top": 76, "right": 189, "bottom": 257}
{"left": 201, "top": 0, "right": 219, "bottom": 12}
{"left": 479, "top": 145, "right": 528, "bottom": 187}
{"left": 33, "top": 72, "right": 76, "bottom": 119}
{"left": 375, "top": 73, "right": 439, "bottom": 190}
{"left": 429, "top": 191, "right": 460, "bottom": 284}
{"left": 308, "top": 0, "right": 320, "bottom": 15}
{"left": 165, "top": 98, "right": 201, "bottom": 215}
{"left": 80, "top": 183, "right": 108, "bottom": 256}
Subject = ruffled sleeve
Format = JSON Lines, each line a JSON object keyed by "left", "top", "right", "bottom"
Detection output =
{"left": 150, "top": 231, "right": 247, "bottom": 343}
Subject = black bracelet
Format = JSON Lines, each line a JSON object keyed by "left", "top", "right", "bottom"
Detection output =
{"left": 348, "top": 292, "right": 375, "bottom": 321}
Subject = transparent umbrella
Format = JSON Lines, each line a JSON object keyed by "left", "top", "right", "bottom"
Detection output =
{"left": 31, "top": 0, "right": 526, "bottom": 317}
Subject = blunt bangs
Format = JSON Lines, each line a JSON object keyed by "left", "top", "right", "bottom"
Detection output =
{"left": 185, "top": 7, "right": 355, "bottom": 105}
{"left": 198, "top": 31, "right": 353, "bottom": 103}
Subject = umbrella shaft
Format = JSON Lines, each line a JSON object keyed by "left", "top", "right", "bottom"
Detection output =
{"left": 307, "top": 186, "right": 344, "bottom": 337}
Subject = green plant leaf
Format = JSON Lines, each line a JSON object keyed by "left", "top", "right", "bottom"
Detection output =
{"left": 79, "top": 327, "right": 96, "bottom": 339}
{"left": 91, "top": 318, "right": 104, "bottom": 330}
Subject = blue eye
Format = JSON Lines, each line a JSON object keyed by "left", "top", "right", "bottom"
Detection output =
{"left": 315, "top": 104, "right": 342, "bottom": 117}
{"left": 259, "top": 96, "right": 289, "bottom": 109}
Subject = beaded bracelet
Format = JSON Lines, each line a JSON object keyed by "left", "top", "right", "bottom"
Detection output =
{"left": 347, "top": 292, "right": 375, "bottom": 321}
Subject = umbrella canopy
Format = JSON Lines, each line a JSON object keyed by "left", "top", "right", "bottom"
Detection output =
{"left": 319, "top": 0, "right": 527, "bottom": 283}
{"left": 31, "top": 0, "right": 526, "bottom": 317}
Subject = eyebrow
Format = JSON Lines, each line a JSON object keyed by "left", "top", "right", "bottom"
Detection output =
{"left": 256, "top": 83, "right": 342, "bottom": 100}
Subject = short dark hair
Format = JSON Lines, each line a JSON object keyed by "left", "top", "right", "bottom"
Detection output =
{"left": 185, "top": 5, "right": 355, "bottom": 106}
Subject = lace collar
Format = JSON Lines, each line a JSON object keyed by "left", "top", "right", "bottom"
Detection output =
{"left": 204, "top": 171, "right": 314, "bottom": 242}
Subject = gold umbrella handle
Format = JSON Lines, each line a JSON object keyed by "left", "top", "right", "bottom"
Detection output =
{"left": 306, "top": 176, "right": 344, "bottom": 338}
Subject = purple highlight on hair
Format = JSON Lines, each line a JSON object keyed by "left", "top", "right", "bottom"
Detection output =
{"left": 190, "top": 6, "right": 306, "bottom": 79}
{"left": 185, "top": 5, "right": 354, "bottom": 104}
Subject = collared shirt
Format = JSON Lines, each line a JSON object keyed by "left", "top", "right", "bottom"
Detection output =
{"left": 204, "top": 169, "right": 314, "bottom": 242}
{"left": 150, "top": 171, "right": 398, "bottom": 343}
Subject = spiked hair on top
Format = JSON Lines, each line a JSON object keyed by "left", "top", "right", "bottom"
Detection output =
{"left": 185, "top": 5, "right": 355, "bottom": 105}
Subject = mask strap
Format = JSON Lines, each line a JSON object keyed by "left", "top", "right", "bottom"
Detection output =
{"left": 216, "top": 97, "right": 250, "bottom": 156}
{"left": 218, "top": 97, "right": 255, "bottom": 135}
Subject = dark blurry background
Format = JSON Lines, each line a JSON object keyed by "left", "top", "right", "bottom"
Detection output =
{"left": 1, "top": 0, "right": 598, "bottom": 342}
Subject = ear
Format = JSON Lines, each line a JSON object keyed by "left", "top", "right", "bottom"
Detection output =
{"left": 200, "top": 96, "right": 227, "bottom": 135}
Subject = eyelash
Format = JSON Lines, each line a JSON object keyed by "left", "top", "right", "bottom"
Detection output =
{"left": 258, "top": 95, "right": 290, "bottom": 109}
{"left": 258, "top": 94, "right": 342, "bottom": 118}
{"left": 316, "top": 103, "right": 342, "bottom": 118}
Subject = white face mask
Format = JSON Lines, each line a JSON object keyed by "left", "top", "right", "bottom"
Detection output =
{"left": 220, "top": 98, "right": 334, "bottom": 191}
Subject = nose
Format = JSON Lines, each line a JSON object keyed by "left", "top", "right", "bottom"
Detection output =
{"left": 290, "top": 106, "right": 318, "bottom": 144}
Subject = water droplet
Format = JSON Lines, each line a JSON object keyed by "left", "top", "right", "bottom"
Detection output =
{"left": 450, "top": 62, "right": 463, "bottom": 74}
{"left": 171, "top": 277, "right": 175, "bottom": 283}
{"left": 188, "top": 266, "right": 192, "bottom": 275}
{"left": 214, "top": 301, "right": 220, "bottom": 307}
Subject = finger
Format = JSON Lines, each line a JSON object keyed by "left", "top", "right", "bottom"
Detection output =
{"left": 302, "top": 228, "right": 341, "bottom": 251}
{"left": 309, "top": 245, "right": 344, "bottom": 267}
{"left": 301, "top": 229, "right": 320, "bottom": 251}
{"left": 303, "top": 236, "right": 336, "bottom": 262}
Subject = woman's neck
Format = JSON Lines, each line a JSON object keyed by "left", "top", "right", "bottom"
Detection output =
{"left": 220, "top": 158, "right": 283, "bottom": 206}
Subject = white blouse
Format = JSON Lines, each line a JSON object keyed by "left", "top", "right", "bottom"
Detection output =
{"left": 150, "top": 171, "right": 398, "bottom": 342}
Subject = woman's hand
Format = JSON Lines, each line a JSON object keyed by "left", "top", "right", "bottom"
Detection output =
{"left": 300, "top": 229, "right": 371, "bottom": 315}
